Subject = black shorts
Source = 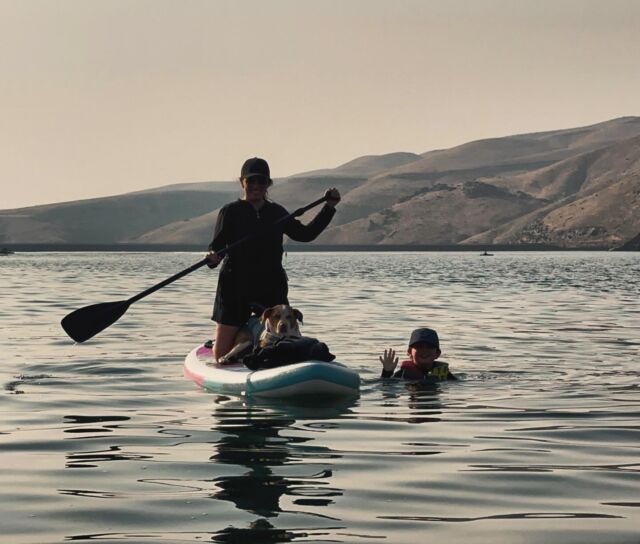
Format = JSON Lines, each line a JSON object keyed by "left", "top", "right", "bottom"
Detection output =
{"left": 212, "top": 266, "right": 289, "bottom": 326}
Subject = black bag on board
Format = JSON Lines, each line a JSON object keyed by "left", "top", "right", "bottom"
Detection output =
{"left": 243, "top": 336, "right": 335, "bottom": 370}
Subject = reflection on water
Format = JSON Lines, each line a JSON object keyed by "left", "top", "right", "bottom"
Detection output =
{"left": 378, "top": 380, "right": 444, "bottom": 425}
{"left": 211, "top": 518, "right": 298, "bottom": 543}
{"left": 379, "top": 511, "right": 625, "bottom": 522}
{"left": 1, "top": 252, "right": 639, "bottom": 543}
{"left": 204, "top": 397, "right": 352, "bottom": 540}
{"left": 209, "top": 398, "right": 346, "bottom": 520}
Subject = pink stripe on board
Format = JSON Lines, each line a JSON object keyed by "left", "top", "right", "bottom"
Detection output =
{"left": 183, "top": 363, "right": 204, "bottom": 387}
{"left": 197, "top": 345, "right": 213, "bottom": 358}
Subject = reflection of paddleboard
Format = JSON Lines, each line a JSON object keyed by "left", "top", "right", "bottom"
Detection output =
{"left": 184, "top": 344, "right": 360, "bottom": 398}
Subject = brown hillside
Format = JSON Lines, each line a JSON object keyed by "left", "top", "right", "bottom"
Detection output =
{"left": 464, "top": 171, "right": 640, "bottom": 248}
{"left": 487, "top": 134, "right": 640, "bottom": 200}
{"left": 391, "top": 116, "right": 640, "bottom": 175}
{"left": 317, "top": 182, "right": 545, "bottom": 245}
{"left": 290, "top": 152, "right": 422, "bottom": 178}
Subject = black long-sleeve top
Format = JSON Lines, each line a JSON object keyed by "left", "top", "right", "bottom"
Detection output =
{"left": 208, "top": 199, "right": 335, "bottom": 272}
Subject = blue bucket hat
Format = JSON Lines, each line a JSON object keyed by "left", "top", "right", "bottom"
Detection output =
{"left": 408, "top": 328, "right": 439, "bottom": 348}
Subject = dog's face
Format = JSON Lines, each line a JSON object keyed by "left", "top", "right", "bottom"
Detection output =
{"left": 260, "top": 304, "right": 303, "bottom": 337}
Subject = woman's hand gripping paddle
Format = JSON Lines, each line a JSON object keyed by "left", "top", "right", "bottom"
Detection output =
{"left": 61, "top": 195, "right": 329, "bottom": 343}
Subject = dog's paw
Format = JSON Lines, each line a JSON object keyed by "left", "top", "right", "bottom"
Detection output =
{"left": 217, "top": 355, "right": 233, "bottom": 366}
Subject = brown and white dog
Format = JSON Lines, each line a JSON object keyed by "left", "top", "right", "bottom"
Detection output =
{"left": 258, "top": 304, "right": 303, "bottom": 348}
{"left": 217, "top": 304, "right": 303, "bottom": 365}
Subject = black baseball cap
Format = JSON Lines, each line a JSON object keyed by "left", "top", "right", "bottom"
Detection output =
{"left": 241, "top": 157, "right": 270, "bottom": 179}
{"left": 408, "top": 328, "right": 440, "bottom": 348}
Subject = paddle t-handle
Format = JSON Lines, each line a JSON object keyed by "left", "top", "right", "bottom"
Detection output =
{"left": 61, "top": 194, "right": 329, "bottom": 343}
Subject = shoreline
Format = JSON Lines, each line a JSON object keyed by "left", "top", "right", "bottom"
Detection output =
{"left": 0, "top": 243, "right": 619, "bottom": 252}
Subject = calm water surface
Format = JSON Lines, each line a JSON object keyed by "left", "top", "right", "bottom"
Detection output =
{"left": 1, "top": 252, "right": 639, "bottom": 543}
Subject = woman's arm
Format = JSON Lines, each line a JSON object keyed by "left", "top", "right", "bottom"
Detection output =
{"left": 283, "top": 205, "right": 335, "bottom": 242}
{"left": 283, "top": 188, "right": 340, "bottom": 242}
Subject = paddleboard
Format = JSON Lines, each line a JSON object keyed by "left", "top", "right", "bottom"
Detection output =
{"left": 184, "top": 344, "right": 360, "bottom": 398}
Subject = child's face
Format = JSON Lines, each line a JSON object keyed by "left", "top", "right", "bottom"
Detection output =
{"left": 409, "top": 342, "right": 440, "bottom": 371}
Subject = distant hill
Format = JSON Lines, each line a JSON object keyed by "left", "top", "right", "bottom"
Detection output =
{"left": 130, "top": 181, "right": 238, "bottom": 194}
{"left": 316, "top": 181, "right": 546, "bottom": 244}
{"left": 0, "top": 191, "right": 233, "bottom": 243}
{"left": 1, "top": 117, "right": 639, "bottom": 249}
{"left": 326, "top": 117, "right": 640, "bottom": 230}
{"left": 459, "top": 133, "right": 640, "bottom": 247}
{"left": 395, "top": 116, "right": 640, "bottom": 174}
{"left": 291, "top": 152, "right": 423, "bottom": 178}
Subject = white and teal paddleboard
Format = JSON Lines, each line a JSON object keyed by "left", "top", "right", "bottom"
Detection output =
{"left": 184, "top": 344, "right": 360, "bottom": 398}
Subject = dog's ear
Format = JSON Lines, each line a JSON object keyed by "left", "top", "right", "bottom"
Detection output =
{"left": 293, "top": 309, "right": 303, "bottom": 324}
{"left": 260, "top": 307, "right": 273, "bottom": 323}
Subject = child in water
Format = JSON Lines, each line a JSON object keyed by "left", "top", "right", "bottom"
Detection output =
{"left": 380, "top": 327, "right": 456, "bottom": 381}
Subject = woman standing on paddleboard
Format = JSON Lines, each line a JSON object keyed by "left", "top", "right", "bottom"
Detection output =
{"left": 206, "top": 157, "right": 340, "bottom": 361}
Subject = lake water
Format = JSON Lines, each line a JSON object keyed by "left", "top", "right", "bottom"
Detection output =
{"left": 1, "top": 251, "right": 639, "bottom": 544}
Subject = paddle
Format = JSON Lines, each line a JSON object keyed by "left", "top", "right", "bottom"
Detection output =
{"left": 61, "top": 195, "right": 329, "bottom": 343}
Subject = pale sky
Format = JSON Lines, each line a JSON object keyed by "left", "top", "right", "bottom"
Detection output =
{"left": 1, "top": 0, "right": 639, "bottom": 209}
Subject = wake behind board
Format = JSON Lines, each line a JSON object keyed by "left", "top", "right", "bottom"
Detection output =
{"left": 184, "top": 344, "right": 360, "bottom": 398}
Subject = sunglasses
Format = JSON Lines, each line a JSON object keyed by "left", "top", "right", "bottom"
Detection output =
{"left": 244, "top": 176, "right": 269, "bottom": 186}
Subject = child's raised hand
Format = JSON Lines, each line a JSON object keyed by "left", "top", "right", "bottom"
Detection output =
{"left": 379, "top": 348, "right": 399, "bottom": 372}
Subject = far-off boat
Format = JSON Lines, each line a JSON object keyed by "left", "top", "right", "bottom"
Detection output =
{"left": 0, "top": 247, "right": 15, "bottom": 256}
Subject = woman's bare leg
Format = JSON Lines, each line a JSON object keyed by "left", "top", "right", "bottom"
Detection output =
{"left": 213, "top": 323, "right": 240, "bottom": 361}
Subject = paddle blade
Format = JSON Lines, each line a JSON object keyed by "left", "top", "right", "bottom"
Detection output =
{"left": 61, "top": 300, "right": 130, "bottom": 343}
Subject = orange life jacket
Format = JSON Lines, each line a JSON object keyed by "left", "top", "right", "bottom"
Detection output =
{"left": 399, "top": 359, "right": 450, "bottom": 381}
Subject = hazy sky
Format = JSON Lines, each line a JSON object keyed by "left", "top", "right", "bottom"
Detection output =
{"left": 1, "top": 0, "right": 639, "bottom": 209}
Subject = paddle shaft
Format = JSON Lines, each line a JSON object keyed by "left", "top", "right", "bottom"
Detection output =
{"left": 126, "top": 195, "right": 329, "bottom": 305}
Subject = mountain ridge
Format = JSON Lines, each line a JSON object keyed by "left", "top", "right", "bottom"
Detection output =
{"left": 2, "top": 116, "right": 639, "bottom": 249}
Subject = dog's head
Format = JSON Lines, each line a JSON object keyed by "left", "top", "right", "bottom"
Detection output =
{"left": 260, "top": 304, "right": 303, "bottom": 337}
